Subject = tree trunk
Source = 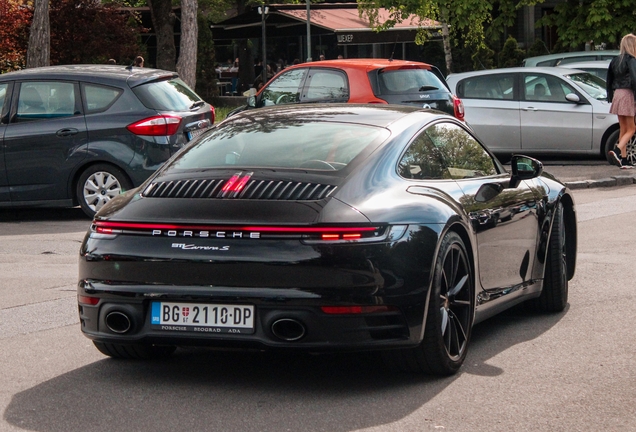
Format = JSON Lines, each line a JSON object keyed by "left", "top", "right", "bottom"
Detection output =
{"left": 148, "top": 0, "right": 176, "bottom": 71}
{"left": 439, "top": 8, "right": 453, "bottom": 75}
{"left": 176, "top": 0, "right": 197, "bottom": 88}
{"left": 26, "top": 0, "right": 50, "bottom": 68}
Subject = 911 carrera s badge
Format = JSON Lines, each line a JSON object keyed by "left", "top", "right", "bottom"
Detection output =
{"left": 172, "top": 243, "right": 230, "bottom": 251}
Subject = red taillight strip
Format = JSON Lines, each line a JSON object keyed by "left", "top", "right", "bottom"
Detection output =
{"left": 78, "top": 295, "right": 100, "bottom": 306}
{"left": 321, "top": 305, "right": 397, "bottom": 314}
{"left": 93, "top": 220, "right": 379, "bottom": 233}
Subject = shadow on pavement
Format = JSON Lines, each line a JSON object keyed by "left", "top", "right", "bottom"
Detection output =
{"left": 4, "top": 307, "right": 565, "bottom": 432}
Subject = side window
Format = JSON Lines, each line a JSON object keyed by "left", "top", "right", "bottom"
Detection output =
{"left": 398, "top": 123, "right": 497, "bottom": 180}
{"left": 524, "top": 74, "right": 570, "bottom": 102}
{"left": 302, "top": 69, "right": 348, "bottom": 102}
{"left": 83, "top": 84, "right": 122, "bottom": 113}
{"left": 15, "top": 81, "right": 77, "bottom": 123}
{"left": 260, "top": 68, "right": 307, "bottom": 106}
{"left": 459, "top": 74, "right": 514, "bottom": 100}
{"left": 557, "top": 56, "right": 595, "bottom": 65}
{"left": 0, "top": 83, "right": 7, "bottom": 123}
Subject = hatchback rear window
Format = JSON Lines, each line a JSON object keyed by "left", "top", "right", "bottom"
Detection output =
{"left": 133, "top": 78, "right": 201, "bottom": 111}
{"left": 377, "top": 69, "right": 448, "bottom": 95}
{"left": 169, "top": 121, "right": 390, "bottom": 171}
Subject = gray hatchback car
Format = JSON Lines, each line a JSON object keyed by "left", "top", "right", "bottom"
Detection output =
{"left": 0, "top": 65, "right": 214, "bottom": 216}
{"left": 446, "top": 66, "right": 634, "bottom": 165}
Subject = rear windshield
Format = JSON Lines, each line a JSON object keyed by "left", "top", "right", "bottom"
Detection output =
{"left": 377, "top": 69, "right": 448, "bottom": 95}
{"left": 133, "top": 78, "right": 202, "bottom": 111}
{"left": 169, "top": 121, "right": 390, "bottom": 171}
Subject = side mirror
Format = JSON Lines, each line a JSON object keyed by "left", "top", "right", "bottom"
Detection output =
{"left": 565, "top": 93, "right": 580, "bottom": 103}
{"left": 509, "top": 154, "right": 543, "bottom": 188}
{"left": 247, "top": 96, "right": 256, "bottom": 108}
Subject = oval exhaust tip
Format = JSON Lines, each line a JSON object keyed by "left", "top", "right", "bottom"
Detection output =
{"left": 105, "top": 311, "right": 132, "bottom": 334}
{"left": 271, "top": 318, "right": 306, "bottom": 341}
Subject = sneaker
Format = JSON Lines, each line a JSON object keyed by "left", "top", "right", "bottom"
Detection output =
{"left": 620, "top": 157, "right": 634, "bottom": 169}
{"left": 609, "top": 148, "right": 622, "bottom": 167}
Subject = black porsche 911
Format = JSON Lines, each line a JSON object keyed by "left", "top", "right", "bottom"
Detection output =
{"left": 78, "top": 104, "right": 577, "bottom": 375}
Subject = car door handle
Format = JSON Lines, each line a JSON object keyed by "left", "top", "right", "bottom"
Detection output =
{"left": 521, "top": 107, "right": 539, "bottom": 111}
{"left": 56, "top": 128, "right": 79, "bottom": 137}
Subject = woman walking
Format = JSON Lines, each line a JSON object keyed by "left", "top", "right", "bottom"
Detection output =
{"left": 607, "top": 34, "right": 636, "bottom": 169}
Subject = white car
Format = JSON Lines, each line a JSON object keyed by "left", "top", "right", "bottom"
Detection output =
{"left": 560, "top": 60, "right": 610, "bottom": 81}
{"left": 446, "top": 67, "right": 634, "bottom": 165}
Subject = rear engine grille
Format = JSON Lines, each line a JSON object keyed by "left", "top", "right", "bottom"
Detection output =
{"left": 143, "top": 179, "right": 337, "bottom": 201}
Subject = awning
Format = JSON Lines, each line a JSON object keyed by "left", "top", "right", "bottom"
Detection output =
{"left": 211, "top": 5, "right": 440, "bottom": 43}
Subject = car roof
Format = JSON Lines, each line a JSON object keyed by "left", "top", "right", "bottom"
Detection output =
{"left": 288, "top": 58, "right": 435, "bottom": 71}
{"left": 228, "top": 103, "right": 446, "bottom": 129}
{"left": 0, "top": 65, "right": 179, "bottom": 87}
{"left": 522, "top": 50, "right": 620, "bottom": 66}
{"left": 447, "top": 66, "right": 581, "bottom": 82}
{"left": 559, "top": 60, "right": 611, "bottom": 69}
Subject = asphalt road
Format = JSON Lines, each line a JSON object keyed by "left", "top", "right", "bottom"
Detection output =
{"left": 1, "top": 182, "right": 635, "bottom": 432}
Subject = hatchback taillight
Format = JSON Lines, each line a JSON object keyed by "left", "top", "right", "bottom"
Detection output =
{"left": 127, "top": 115, "right": 182, "bottom": 136}
{"left": 452, "top": 95, "right": 465, "bottom": 122}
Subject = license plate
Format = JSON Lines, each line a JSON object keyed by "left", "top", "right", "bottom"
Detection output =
{"left": 151, "top": 302, "right": 254, "bottom": 334}
{"left": 186, "top": 127, "right": 209, "bottom": 141}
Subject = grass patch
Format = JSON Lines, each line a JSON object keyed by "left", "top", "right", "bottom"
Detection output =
{"left": 214, "top": 106, "right": 234, "bottom": 123}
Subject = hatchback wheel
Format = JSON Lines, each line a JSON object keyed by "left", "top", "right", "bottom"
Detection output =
{"left": 77, "top": 164, "right": 132, "bottom": 217}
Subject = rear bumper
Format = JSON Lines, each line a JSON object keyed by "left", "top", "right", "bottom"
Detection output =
{"left": 77, "top": 281, "right": 426, "bottom": 351}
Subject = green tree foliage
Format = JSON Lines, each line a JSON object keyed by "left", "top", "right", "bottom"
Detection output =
{"left": 0, "top": 0, "right": 32, "bottom": 71}
{"left": 360, "top": 0, "right": 541, "bottom": 72}
{"left": 498, "top": 36, "right": 524, "bottom": 67}
{"left": 472, "top": 44, "right": 495, "bottom": 70}
{"left": 537, "top": 0, "right": 636, "bottom": 50}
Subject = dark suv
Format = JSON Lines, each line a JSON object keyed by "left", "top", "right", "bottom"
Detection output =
{"left": 235, "top": 59, "right": 464, "bottom": 120}
{"left": 0, "top": 65, "right": 214, "bottom": 216}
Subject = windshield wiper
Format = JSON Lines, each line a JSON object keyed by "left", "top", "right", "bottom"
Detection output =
{"left": 419, "top": 85, "right": 439, "bottom": 91}
{"left": 190, "top": 100, "right": 205, "bottom": 110}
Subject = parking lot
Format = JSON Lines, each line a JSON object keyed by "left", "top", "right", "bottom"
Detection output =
{"left": 1, "top": 167, "right": 635, "bottom": 431}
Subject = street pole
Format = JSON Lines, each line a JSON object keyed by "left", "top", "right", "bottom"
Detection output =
{"left": 260, "top": 5, "right": 268, "bottom": 83}
{"left": 306, "top": 0, "right": 311, "bottom": 62}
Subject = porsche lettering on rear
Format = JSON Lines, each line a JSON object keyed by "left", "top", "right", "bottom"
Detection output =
{"left": 152, "top": 230, "right": 261, "bottom": 238}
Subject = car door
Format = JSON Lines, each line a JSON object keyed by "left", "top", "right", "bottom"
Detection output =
{"left": 0, "top": 82, "right": 11, "bottom": 202}
{"left": 398, "top": 121, "right": 541, "bottom": 293}
{"left": 520, "top": 73, "right": 593, "bottom": 151}
{"left": 3, "top": 80, "right": 88, "bottom": 203}
{"left": 454, "top": 72, "right": 521, "bottom": 152}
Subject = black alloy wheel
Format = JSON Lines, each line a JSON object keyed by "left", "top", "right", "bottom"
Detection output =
{"left": 385, "top": 231, "right": 474, "bottom": 375}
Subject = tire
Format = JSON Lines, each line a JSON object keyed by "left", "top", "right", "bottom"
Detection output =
{"left": 76, "top": 164, "right": 133, "bottom": 217}
{"left": 384, "top": 231, "right": 474, "bottom": 375}
{"left": 529, "top": 202, "right": 568, "bottom": 312}
{"left": 626, "top": 133, "right": 636, "bottom": 166}
{"left": 93, "top": 341, "right": 176, "bottom": 360}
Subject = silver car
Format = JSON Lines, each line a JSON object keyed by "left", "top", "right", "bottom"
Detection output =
{"left": 560, "top": 60, "right": 610, "bottom": 81}
{"left": 446, "top": 67, "right": 634, "bottom": 164}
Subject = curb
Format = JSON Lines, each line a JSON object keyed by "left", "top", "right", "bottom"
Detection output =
{"left": 564, "top": 175, "right": 636, "bottom": 190}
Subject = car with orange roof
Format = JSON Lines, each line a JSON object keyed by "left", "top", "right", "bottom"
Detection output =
{"left": 231, "top": 58, "right": 464, "bottom": 120}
